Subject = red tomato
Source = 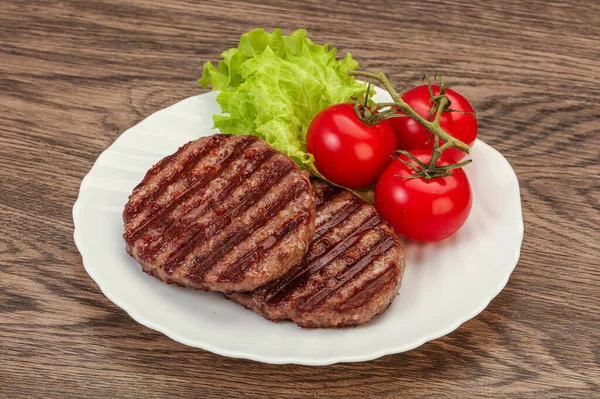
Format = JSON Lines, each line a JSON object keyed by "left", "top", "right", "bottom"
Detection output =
{"left": 375, "top": 149, "right": 472, "bottom": 242}
{"left": 390, "top": 85, "right": 477, "bottom": 161}
{"left": 307, "top": 103, "right": 397, "bottom": 189}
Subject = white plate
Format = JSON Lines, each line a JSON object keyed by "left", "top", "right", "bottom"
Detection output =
{"left": 73, "top": 88, "right": 523, "bottom": 365}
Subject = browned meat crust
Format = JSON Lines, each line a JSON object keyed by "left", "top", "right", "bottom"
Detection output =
{"left": 227, "top": 180, "right": 405, "bottom": 328}
{"left": 123, "top": 134, "right": 316, "bottom": 292}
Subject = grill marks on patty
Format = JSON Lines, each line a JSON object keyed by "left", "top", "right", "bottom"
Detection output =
{"left": 123, "top": 135, "right": 316, "bottom": 292}
{"left": 123, "top": 134, "right": 404, "bottom": 326}
{"left": 123, "top": 134, "right": 226, "bottom": 227}
{"left": 299, "top": 235, "right": 397, "bottom": 312}
{"left": 182, "top": 178, "right": 310, "bottom": 281}
{"left": 265, "top": 213, "right": 384, "bottom": 306}
{"left": 227, "top": 180, "right": 406, "bottom": 328}
{"left": 158, "top": 152, "right": 292, "bottom": 272}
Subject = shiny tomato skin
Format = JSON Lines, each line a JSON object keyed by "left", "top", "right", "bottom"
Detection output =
{"left": 375, "top": 149, "right": 472, "bottom": 242}
{"left": 390, "top": 85, "right": 477, "bottom": 161}
{"left": 307, "top": 103, "right": 397, "bottom": 189}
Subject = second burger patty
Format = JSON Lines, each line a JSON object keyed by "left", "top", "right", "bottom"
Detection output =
{"left": 123, "top": 134, "right": 316, "bottom": 292}
{"left": 227, "top": 180, "right": 406, "bottom": 328}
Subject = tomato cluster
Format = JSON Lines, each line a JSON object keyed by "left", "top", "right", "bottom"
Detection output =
{"left": 306, "top": 83, "right": 477, "bottom": 242}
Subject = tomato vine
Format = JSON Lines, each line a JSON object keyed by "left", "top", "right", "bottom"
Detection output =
{"left": 348, "top": 70, "right": 473, "bottom": 180}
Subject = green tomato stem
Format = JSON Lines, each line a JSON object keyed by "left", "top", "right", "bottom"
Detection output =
{"left": 348, "top": 70, "right": 471, "bottom": 155}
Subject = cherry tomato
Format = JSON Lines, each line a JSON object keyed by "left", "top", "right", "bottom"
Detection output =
{"left": 390, "top": 85, "right": 477, "bottom": 161}
{"left": 307, "top": 103, "right": 397, "bottom": 189}
{"left": 375, "top": 149, "right": 472, "bottom": 242}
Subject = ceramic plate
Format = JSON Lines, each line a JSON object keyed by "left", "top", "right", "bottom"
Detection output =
{"left": 73, "top": 88, "right": 523, "bottom": 365}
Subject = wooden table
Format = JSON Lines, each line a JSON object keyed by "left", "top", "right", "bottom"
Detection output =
{"left": 2, "top": 1, "right": 599, "bottom": 397}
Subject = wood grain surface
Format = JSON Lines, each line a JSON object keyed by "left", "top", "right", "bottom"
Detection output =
{"left": 1, "top": 0, "right": 599, "bottom": 397}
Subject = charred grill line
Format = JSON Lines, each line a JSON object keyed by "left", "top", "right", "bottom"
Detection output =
{"left": 338, "top": 267, "right": 397, "bottom": 311}
{"left": 299, "top": 236, "right": 396, "bottom": 311}
{"left": 266, "top": 214, "right": 382, "bottom": 304}
{"left": 315, "top": 183, "right": 340, "bottom": 208}
{"left": 225, "top": 179, "right": 405, "bottom": 328}
{"left": 217, "top": 212, "right": 309, "bottom": 283}
{"left": 126, "top": 136, "right": 255, "bottom": 243}
{"left": 141, "top": 145, "right": 276, "bottom": 259}
{"left": 313, "top": 197, "right": 363, "bottom": 241}
{"left": 185, "top": 180, "right": 309, "bottom": 280}
{"left": 124, "top": 135, "right": 224, "bottom": 224}
{"left": 162, "top": 160, "right": 295, "bottom": 273}
{"left": 124, "top": 134, "right": 316, "bottom": 293}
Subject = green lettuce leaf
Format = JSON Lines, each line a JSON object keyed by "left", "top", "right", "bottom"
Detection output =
{"left": 198, "top": 28, "right": 367, "bottom": 174}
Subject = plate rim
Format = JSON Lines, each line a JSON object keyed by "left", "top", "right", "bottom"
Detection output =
{"left": 73, "top": 96, "right": 524, "bottom": 366}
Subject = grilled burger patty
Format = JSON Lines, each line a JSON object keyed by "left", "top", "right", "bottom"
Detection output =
{"left": 227, "top": 180, "right": 406, "bottom": 328}
{"left": 123, "top": 134, "right": 316, "bottom": 292}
